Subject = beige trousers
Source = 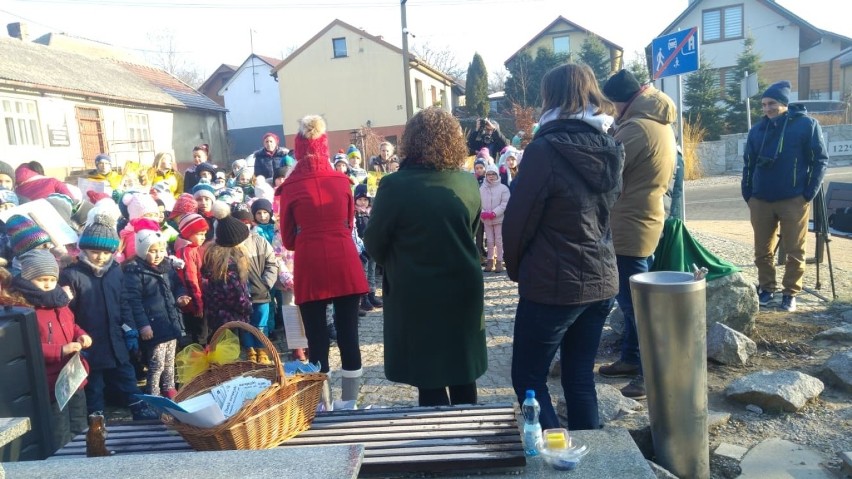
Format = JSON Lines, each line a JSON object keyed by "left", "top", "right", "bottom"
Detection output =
{"left": 748, "top": 196, "right": 810, "bottom": 296}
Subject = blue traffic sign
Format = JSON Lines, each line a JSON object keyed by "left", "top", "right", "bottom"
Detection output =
{"left": 652, "top": 27, "right": 699, "bottom": 80}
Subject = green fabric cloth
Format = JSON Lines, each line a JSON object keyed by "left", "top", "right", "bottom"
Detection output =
{"left": 650, "top": 218, "right": 740, "bottom": 281}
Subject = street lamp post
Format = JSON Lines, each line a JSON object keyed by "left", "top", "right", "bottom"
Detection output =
{"left": 401, "top": 0, "right": 413, "bottom": 120}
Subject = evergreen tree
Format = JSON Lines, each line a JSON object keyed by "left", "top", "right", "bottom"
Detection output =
{"left": 683, "top": 56, "right": 725, "bottom": 140}
{"left": 465, "top": 53, "right": 489, "bottom": 118}
{"left": 625, "top": 51, "right": 650, "bottom": 85}
{"left": 505, "top": 47, "right": 569, "bottom": 108}
{"left": 724, "top": 35, "right": 767, "bottom": 134}
{"left": 578, "top": 35, "right": 613, "bottom": 88}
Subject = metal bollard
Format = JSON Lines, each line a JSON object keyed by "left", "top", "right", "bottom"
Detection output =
{"left": 630, "top": 271, "right": 708, "bottom": 479}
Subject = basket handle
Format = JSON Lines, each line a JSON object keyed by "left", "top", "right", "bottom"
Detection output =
{"left": 208, "top": 321, "right": 286, "bottom": 385}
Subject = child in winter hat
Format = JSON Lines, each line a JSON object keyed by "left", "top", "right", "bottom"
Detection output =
{"left": 250, "top": 199, "right": 275, "bottom": 245}
{"left": 0, "top": 160, "right": 15, "bottom": 189}
{"left": 8, "top": 248, "right": 92, "bottom": 445}
{"left": 175, "top": 213, "right": 208, "bottom": 340}
{"left": 126, "top": 228, "right": 187, "bottom": 399}
{"left": 124, "top": 193, "right": 160, "bottom": 221}
{"left": 0, "top": 188, "right": 19, "bottom": 211}
{"left": 77, "top": 213, "right": 120, "bottom": 253}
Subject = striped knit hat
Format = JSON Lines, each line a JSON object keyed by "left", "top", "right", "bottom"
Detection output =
{"left": 78, "top": 213, "right": 120, "bottom": 253}
{"left": 178, "top": 213, "right": 208, "bottom": 239}
{"left": 19, "top": 249, "right": 59, "bottom": 281}
{"left": 6, "top": 214, "right": 51, "bottom": 257}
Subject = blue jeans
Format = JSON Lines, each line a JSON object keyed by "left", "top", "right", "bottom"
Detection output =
{"left": 511, "top": 297, "right": 614, "bottom": 430}
{"left": 242, "top": 302, "right": 271, "bottom": 348}
{"left": 616, "top": 255, "right": 653, "bottom": 372}
{"left": 85, "top": 362, "right": 143, "bottom": 413}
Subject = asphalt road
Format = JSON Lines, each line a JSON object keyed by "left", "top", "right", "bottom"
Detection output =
{"left": 684, "top": 165, "right": 852, "bottom": 222}
{"left": 683, "top": 164, "right": 852, "bottom": 277}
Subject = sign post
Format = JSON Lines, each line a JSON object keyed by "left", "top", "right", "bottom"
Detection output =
{"left": 652, "top": 27, "right": 699, "bottom": 222}
{"left": 741, "top": 71, "right": 759, "bottom": 131}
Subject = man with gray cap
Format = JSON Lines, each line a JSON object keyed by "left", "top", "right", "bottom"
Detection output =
{"left": 742, "top": 80, "right": 828, "bottom": 313}
{"left": 597, "top": 69, "right": 677, "bottom": 399}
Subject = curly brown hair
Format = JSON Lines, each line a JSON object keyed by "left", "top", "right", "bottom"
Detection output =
{"left": 399, "top": 107, "right": 468, "bottom": 171}
{"left": 0, "top": 268, "right": 31, "bottom": 307}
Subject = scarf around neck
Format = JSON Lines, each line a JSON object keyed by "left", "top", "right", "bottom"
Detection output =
{"left": 78, "top": 253, "right": 115, "bottom": 278}
{"left": 11, "top": 275, "right": 71, "bottom": 309}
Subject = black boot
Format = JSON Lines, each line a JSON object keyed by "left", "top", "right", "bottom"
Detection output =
{"left": 360, "top": 295, "right": 374, "bottom": 312}
{"left": 368, "top": 292, "right": 383, "bottom": 308}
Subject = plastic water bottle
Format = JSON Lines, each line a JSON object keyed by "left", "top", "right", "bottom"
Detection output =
{"left": 522, "top": 389, "right": 542, "bottom": 456}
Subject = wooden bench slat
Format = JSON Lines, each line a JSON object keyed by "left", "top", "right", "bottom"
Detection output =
{"left": 51, "top": 404, "right": 526, "bottom": 475}
{"left": 310, "top": 413, "right": 517, "bottom": 429}
{"left": 299, "top": 421, "right": 518, "bottom": 436}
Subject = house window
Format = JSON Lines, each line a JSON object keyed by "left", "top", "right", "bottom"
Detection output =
{"left": 332, "top": 37, "right": 347, "bottom": 58}
{"left": 720, "top": 68, "right": 737, "bottom": 98}
{"left": 553, "top": 36, "right": 570, "bottom": 55}
{"left": 126, "top": 112, "right": 151, "bottom": 152}
{"left": 703, "top": 5, "right": 743, "bottom": 43}
{"left": 2, "top": 98, "right": 41, "bottom": 146}
{"left": 441, "top": 89, "right": 448, "bottom": 110}
{"left": 415, "top": 79, "right": 423, "bottom": 108}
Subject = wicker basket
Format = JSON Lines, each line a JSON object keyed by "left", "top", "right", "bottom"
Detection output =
{"left": 163, "top": 321, "right": 326, "bottom": 450}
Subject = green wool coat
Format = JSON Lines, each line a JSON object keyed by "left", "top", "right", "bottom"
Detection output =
{"left": 364, "top": 166, "right": 487, "bottom": 389}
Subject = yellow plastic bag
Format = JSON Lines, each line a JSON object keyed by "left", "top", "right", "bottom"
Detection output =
{"left": 175, "top": 330, "right": 241, "bottom": 384}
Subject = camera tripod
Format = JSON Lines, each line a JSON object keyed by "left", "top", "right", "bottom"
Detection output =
{"left": 774, "top": 185, "right": 837, "bottom": 301}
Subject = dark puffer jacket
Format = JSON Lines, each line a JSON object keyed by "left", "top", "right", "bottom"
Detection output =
{"left": 742, "top": 104, "right": 828, "bottom": 203}
{"left": 121, "top": 258, "right": 185, "bottom": 346}
{"left": 59, "top": 259, "right": 130, "bottom": 370}
{"left": 502, "top": 118, "right": 624, "bottom": 305}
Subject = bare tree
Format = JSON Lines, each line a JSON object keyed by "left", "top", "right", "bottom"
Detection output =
{"left": 488, "top": 67, "right": 508, "bottom": 94}
{"left": 410, "top": 41, "right": 465, "bottom": 82}
{"left": 145, "top": 28, "right": 205, "bottom": 88}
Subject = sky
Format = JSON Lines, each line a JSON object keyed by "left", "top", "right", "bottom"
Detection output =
{"left": 1, "top": 0, "right": 850, "bottom": 83}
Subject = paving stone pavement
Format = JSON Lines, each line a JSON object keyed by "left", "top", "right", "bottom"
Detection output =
{"left": 275, "top": 273, "right": 530, "bottom": 408}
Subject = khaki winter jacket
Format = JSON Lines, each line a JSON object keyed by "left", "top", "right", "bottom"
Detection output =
{"left": 611, "top": 87, "right": 677, "bottom": 257}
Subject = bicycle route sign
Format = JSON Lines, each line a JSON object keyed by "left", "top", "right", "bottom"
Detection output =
{"left": 652, "top": 27, "right": 699, "bottom": 80}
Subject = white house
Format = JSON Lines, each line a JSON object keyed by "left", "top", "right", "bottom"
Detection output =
{"left": 653, "top": 0, "right": 851, "bottom": 108}
{"left": 216, "top": 54, "right": 283, "bottom": 158}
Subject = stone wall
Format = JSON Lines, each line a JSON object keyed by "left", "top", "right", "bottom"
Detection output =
{"left": 696, "top": 123, "right": 852, "bottom": 176}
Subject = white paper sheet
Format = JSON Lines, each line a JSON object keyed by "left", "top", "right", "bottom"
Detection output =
{"left": 165, "top": 393, "right": 226, "bottom": 428}
{"left": 282, "top": 304, "right": 308, "bottom": 349}
{"left": 55, "top": 352, "right": 87, "bottom": 411}
{"left": 211, "top": 377, "right": 272, "bottom": 418}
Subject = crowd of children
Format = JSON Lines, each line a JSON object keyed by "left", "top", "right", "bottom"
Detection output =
{"left": 0, "top": 137, "right": 393, "bottom": 451}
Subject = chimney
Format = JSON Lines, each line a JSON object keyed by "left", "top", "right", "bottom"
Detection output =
{"left": 7, "top": 22, "right": 29, "bottom": 41}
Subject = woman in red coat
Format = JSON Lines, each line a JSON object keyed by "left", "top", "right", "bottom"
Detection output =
{"left": 278, "top": 114, "right": 367, "bottom": 405}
